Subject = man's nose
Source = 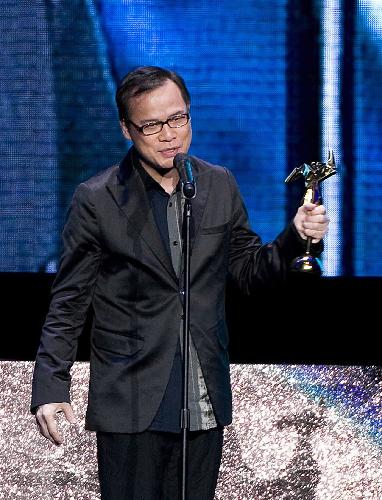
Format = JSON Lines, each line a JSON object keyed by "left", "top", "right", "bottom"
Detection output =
{"left": 158, "top": 123, "right": 176, "bottom": 141}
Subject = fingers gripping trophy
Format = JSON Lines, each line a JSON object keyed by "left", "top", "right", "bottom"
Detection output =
{"left": 285, "top": 150, "right": 337, "bottom": 276}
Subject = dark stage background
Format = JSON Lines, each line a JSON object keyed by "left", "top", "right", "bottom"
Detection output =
{"left": 1, "top": 273, "right": 380, "bottom": 364}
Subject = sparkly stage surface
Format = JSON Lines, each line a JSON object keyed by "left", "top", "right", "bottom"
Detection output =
{"left": 0, "top": 362, "right": 381, "bottom": 499}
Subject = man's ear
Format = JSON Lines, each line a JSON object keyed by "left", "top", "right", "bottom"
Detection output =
{"left": 120, "top": 120, "right": 131, "bottom": 141}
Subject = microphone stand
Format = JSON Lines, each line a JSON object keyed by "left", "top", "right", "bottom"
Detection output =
{"left": 180, "top": 185, "right": 194, "bottom": 500}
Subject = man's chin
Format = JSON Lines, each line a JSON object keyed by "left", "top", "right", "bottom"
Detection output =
{"left": 152, "top": 157, "right": 177, "bottom": 171}
{"left": 152, "top": 164, "right": 176, "bottom": 176}
{"left": 158, "top": 161, "right": 175, "bottom": 169}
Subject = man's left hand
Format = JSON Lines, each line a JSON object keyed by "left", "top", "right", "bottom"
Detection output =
{"left": 293, "top": 203, "right": 330, "bottom": 243}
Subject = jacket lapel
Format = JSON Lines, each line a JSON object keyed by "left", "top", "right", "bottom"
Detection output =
{"left": 106, "top": 149, "right": 178, "bottom": 282}
{"left": 177, "top": 158, "right": 211, "bottom": 285}
{"left": 189, "top": 159, "right": 210, "bottom": 251}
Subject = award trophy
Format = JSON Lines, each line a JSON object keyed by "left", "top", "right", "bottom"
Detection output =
{"left": 285, "top": 150, "right": 336, "bottom": 275}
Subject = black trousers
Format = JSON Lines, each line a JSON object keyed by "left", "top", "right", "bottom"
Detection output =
{"left": 96, "top": 427, "right": 224, "bottom": 500}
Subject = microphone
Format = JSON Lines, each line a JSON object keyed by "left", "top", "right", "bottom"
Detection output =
{"left": 174, "top": 153, "right": 196, "bottom": 199}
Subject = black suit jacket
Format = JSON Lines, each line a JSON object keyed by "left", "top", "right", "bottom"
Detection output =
{"left": 31, "top": 148, "right": 310, "bottom": 432}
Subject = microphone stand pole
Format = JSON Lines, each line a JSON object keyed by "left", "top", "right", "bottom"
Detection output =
{"left": 180, "top": 194, "right": 192, "bottom": 500}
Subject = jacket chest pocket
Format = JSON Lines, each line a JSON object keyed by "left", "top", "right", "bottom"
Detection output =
{"left": 199, "top": 221, "right": 230, "bottom": 235}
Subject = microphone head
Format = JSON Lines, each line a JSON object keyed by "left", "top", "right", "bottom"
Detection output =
{"left": 173, "top": 152, "right": 188, "bottom": 171}
{"left": 174, "top": 153, "right": 193, "bottom": 179}
{"left": 173, "top": 152, "right": 196, "bottom": 198}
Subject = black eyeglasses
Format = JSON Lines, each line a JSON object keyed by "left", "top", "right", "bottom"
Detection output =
{"left": 126, "top": 112, "right": 190, "bottom": 136}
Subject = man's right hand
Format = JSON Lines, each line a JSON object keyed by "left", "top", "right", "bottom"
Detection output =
{"left": 36, "top": 402, "right": 77, "bottom": 446}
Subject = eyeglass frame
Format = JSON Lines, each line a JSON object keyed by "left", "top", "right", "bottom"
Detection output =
{"left": 125, "top": 112, "right": 191, "bottom": 136}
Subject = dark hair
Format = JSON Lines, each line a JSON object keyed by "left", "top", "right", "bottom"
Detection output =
{"left": 116, "top": 66, "right": 191, "bottom": 122}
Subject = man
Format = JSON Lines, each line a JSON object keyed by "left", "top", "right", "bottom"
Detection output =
{"left": 32, "top": 66, "right": 329, "bottom": 499}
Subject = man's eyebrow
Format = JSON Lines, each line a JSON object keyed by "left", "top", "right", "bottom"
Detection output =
{"left": 139, "top": 110, "right": 187, "bottom": 125}
{"left": 139, "top": 117, "right": 160, "bottom": 125}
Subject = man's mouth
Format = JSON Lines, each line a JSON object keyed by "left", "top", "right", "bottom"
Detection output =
{"left": 159, "top": 147, "right": 180, "bottom": 157}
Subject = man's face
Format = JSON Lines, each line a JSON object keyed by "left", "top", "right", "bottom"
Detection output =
{"left": 121, "top": 79, "right": 192, "bottom": 170}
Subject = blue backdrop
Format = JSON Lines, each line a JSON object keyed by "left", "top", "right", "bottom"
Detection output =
{"left": 0, "top": 0, "right": 381, "bottom": 276}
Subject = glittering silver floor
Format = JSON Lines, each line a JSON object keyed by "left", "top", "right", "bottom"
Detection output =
{"left": 1, "top": 362, "right": 381, "bottom": 499}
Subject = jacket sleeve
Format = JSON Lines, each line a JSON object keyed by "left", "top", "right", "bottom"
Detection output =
{"left": 31, "top": 183, "right": 103, "bottom": 411}
{"left": 226, "top": 168, "right": 323, "bottom": 294}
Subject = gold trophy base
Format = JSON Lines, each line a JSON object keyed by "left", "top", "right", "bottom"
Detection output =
{"left": 290, "top": 254, "right": 322, "bottom": 276}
